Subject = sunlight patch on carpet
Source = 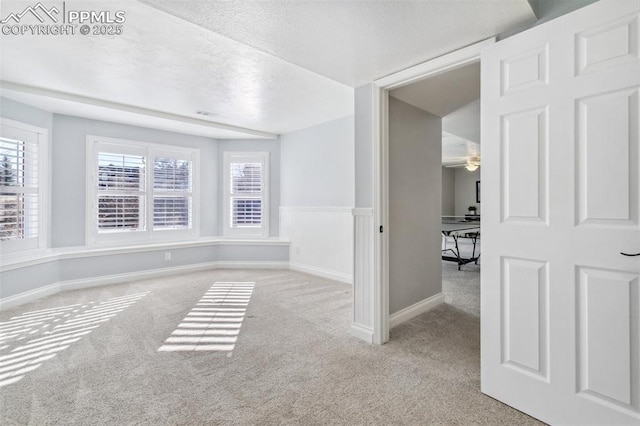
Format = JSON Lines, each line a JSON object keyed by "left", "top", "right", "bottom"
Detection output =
{"left": 158, "top": 282, "right": 255, "bottom": 353}
{"left": 0, "top": 292, "right": 149, "bottom": 387}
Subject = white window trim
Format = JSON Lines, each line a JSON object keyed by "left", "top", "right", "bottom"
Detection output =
{"left": 0, "top": 118, "right": 49, "bottom": 254}
{"left": 86, "top": 135, "right": 200, "bottom": 247}
{"left": 222, "top": 151, "right": 269, "bottom": 238}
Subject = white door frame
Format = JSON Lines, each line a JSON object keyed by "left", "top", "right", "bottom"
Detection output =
{"left": 370, "top": 38, "right": 495, "bottom": 344}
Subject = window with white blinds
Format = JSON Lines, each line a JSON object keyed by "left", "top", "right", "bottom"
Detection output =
{"left": 97, "top": 152, "right": 146, "bottom": 231}
{"left": 88, "top": 137, "right": 198, "bottom": 245}
{"left": 223, "top": 152, "right": 269, "bottom": 237}
{"left": 153, "top": 157, "right": 192, "bottom": 230}
{"left": 0, "top": 119, "right": 47, "bottom": 253}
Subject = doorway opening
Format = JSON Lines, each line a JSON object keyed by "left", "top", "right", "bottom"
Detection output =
{"left": 371, "top": 38, "right": 493, "bottom": 344}
{"left": 387, "top": 60, "right": 482, "bottom": 330}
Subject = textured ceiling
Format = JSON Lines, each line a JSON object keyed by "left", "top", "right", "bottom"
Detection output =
{"left": 0, "top": 0, "right": 353, "bottom": 137}
{"left": 140, "top": 0, "right": 535, "bottom": 87}
{"left": 0, "top": 0, "right": 535, "bottom": 138}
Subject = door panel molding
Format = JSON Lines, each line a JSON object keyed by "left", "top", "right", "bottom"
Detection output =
{"left": 577, "top": 266, "right": 640, "bottom": 415}
{"left": 501, "top": 257, "right": 549, "bottom": 380}
{"left": 500, "top": 106, "right": 549, "bottom": 223}
{"left": 576, "top": 87, "right": 639, "bottom": 226}
{"left": 576, "top": 15, "right": 639, "bottom": 76}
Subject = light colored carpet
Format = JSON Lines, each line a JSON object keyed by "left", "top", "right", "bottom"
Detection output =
{"left": 442, "top": 256, "right": 481, "bottom": 317}
{"left": 0, "top": 268, "right": 542, "bottom": 425}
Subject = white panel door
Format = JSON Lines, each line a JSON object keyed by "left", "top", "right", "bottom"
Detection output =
{"left": 481, "top": 0, "right": 640, "bottom": 424}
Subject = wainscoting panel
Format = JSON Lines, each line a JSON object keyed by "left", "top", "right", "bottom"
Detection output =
{"left": 352, "top": 208, "right": 375, "bottom": 340}
{"left": 279, "top": 207, "right": 354, "bottom": 284}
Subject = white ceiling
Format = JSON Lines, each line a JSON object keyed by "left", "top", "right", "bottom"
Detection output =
{"left": 0, "top": 0, "right": 353, "bottom": 138}
{"left": 140, "top": 0, "right": 535, "bottom": 87}
{"left": 442, "top": 99, "right": 481, "bottom": 144}
{"left": 390, "top": 62, "right": 480, "bottom": 118}
{"left": 442, "top": 132, "right": 480, "bottom": 167}
{"left": 0, "top": 1, "right": 536, "bottom": 138}
{"left": 0, "top": 83, "right": 274, "bottom": 139}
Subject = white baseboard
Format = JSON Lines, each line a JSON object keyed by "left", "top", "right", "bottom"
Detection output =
{"left": 350, "top": 322, "right": 374, "bottom": 343}
{"left": 289, "top": 262, "right": 353, "bottom": 284}
{"left": 1, "top": 261, "right": 288, "bottom": 311}
{"left": 214, "top": 261, "right": 289, "bottom": 270}
{"left": 389, "top": 293, "right": 445, "bottom": 329}
{"left": 0, "top": 282, "right": 62, "bottom": 311}
{"left": 59, "top": 261, "right": 222, "bottom": 292}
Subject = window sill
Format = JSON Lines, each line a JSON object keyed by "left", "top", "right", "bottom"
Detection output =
{"left": 0, "top": 237, "right": 290, "bottom": 272}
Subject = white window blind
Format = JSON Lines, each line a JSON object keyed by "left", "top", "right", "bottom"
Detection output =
{"left": 230, "top": 162, "right": 263, "bottom": 227}
{"left": 88, "top": 137, "right": 198, "bottom": 245}
{"left": 0, "top": 135, "right": 39, "bottom": 242}
{"left": 223, "top": 152, "right": 269, "bottom": 237}
{"left": 153, "top": 157, "right": 192, "bottom": 230}
{"left": 97, "top": 152, "right": 146, "bottom": 232}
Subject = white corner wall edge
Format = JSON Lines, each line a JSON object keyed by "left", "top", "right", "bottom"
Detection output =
{"left": 388, "top": 293, "right": 445, "bottom": 329}
{"left": 0, "top": 261, "right": 288, "bottom": 311}
{"left": 350, "top": 323, "right": 374, "bottom": 343}
{"left": 289, "top": 262, "right": 353, "bottom": 284}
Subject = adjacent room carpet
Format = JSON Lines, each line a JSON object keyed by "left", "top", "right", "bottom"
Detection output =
{"left": 0, "top": 268, "right": 541, "bottom": 425}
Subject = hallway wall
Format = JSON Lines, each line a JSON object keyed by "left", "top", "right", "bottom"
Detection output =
{"left": 389, "top": 97, "right": 442, "bottom": 316}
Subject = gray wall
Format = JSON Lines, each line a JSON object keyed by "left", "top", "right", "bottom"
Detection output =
{"left": 217, "top": 139, "right": 281, "bottom": 237}
{"left": 388, "top": 97, "right": 442, "bottom": 315}
{"left": 280, "top": 116, "right": 354, "bottom": 207}
{"left": 355, "top": 84, "right": 375, "bottom": 208}
{"left": 51, "top": 114, "right": 220, "bottom": 247}
{"left": 527, "top": 0, "right": 599, "bottom": 24}
{"left": 442, "top": 99, "right": 480, "bottom": 144}
{"left": 0, "top": 97, "right": 53, "bottom": 130}
{"left": 454, "top": 167, "right": 481, "bottom": 217}
{"left": 1, "top": 243, "right": 288, "bottom": 299}
{"left": 442, "top": 167, "right": 455, "bottom": 216}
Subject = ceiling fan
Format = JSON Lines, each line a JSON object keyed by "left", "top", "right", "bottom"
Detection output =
{"left": 444, "top": 156, "right": 480, "bottom": 171}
